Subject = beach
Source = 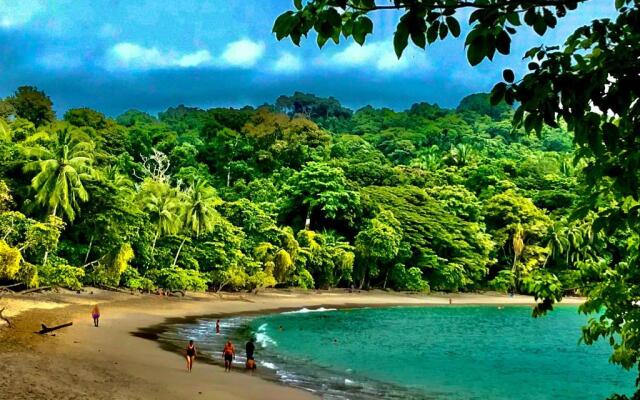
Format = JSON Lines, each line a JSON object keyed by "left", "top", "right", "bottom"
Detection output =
{"left": 0, "top": 289, "right": 583, "bottom": 400}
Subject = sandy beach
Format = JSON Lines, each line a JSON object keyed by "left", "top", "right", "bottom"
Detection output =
{"left": 0, "top": 289, "right": 583, "bottom": 400}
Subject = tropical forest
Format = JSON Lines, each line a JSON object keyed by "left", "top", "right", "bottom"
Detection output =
{"left": 1, "top": 87, "right": 587, "bottom": 298}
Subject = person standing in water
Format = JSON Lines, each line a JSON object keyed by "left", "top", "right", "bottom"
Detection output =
{"left": 223, "top": 339, "right": 235, "bottom": 372}
{"left": 245, "top": 337, "right": 255, "bottom": 361}
{"left": 91, "top": 304, "right": 100, "bottom": 327}
{"left": 216, "top": 319, "right": 220, "bottom": 334}
{"left": 185, "top": 340, "right": 197, "bottom": 372}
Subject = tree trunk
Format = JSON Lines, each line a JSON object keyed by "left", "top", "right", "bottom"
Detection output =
{"left": 512, "top": 253, "right": 519, "bottom": 294}
{"left": 305, "top": 207, "right": 312, "bottom": 230}
{"left": 42, "top": 206, "right": 58, "bottom": 266}
{"left": 216, "top": 279, "right": 230, "bottom": 293}
{"left": 226, "top": 167, "right": 231, "bottom": 187}
{"left": 151, "top": 231, "right": 160, "bottom": 257}
{"left": 0, "top": 307, "right": 12, "bottom": 328}
{"left": 359, "top": 265, "right": 367, "bottom": 290}
{"left": 383, "top": 268, "right": 389, "bottom": 289}
{"left": 37, "top": 322, "right": 72, "bottom": 334}
{"left": 172, "top": 237, "right": 187, "bottom": 267}
{"left": 84, "top": 235, "right": 94, "bottom": 264}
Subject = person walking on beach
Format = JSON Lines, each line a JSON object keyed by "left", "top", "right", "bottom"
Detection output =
{"left": 185, "top": 340, "right": 197, "bottom": 372}
{"left": 223, "top": 339, "right": 235, "bottom": 372}
{"left": 91, "top": 304, "right": 100, "bottom": 327}
{"left": 216, "top": 319, "right": 220, "bottom": 334}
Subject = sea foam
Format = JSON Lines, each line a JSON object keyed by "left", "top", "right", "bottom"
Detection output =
{"left": 282, "top": 307, "right": 337, "bottom": 314}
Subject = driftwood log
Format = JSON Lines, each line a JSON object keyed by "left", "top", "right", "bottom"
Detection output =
{"left": 0, "top": 307, "right": 12, "bottom": 328}
{"left": 37, "top": 322, "right": 72, "bottom": 334}
{"left": 19, "top": 286, "right": 53, "bottom": 295}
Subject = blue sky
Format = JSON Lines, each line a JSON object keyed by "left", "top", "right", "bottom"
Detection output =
{"left": 0, "top": 1, "right": 617, "bottom": 116}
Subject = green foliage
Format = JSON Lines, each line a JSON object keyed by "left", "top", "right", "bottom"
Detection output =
{"left": 8, "top": 86, "right": 55, "bottom": 127}
{"left": 457, "top": 93, "right": 511, "bottom": 120}
{"left": 21, "top": 125, "right": 95, "bottom": 221}
{"left": 2, "top": 79, "right": 621, "bottom": 387}
{"left": 390, "top": 265, "right": 430, "bottom": 292}
{"left": 285, "top": 161, "right": 360, "bottom": 228}
{"left": 91, "top": 243, "right": 135, "bottom": 286}
{"left": 272, "top": 2, "right": 640, "bottom": 393}
{"left": 148, "top": 266, "right": 208, "bottom": 292}
{"left": 39, "top": 263, "right": 85, "bottom": 290}
{"left": 0, "top": 239, "right": 22, "bottom": 280}
{"left": 120, "top": 266, "right": 156, "bottom": 292}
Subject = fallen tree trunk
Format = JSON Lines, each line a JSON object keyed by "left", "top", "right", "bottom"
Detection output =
{"left": 37, "top": 322, "right": 72, "bottom": 334}
{"left": 0, "top": 283, "right": 23, "bottom": 290}
{"left": 98, "top": 285, "right": 132, "bottom": 294}
{"left": 19, "top": 286, "right": 53, "bottom": 295}
{"left": 0, "top": 307, "right": 12, "bottom": 328}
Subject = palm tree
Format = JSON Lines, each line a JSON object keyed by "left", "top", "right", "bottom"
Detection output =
{"left": 543, "top": 222, "right": 569, "bottom": 268}
{"left": 449, "top": 143, "right": 475, "bottom": 166}
{"left": 171, "top": 180, "right": 221, "bottom": 266}
{"left": 22, "top": 126, "right": 94, "bottom": 221}
{"left": 139, "top": 181, "right": 183, "bottom": 259}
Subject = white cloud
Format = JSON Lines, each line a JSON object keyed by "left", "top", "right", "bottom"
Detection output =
{"left": 327, "top": 41, "right": 429, "bottom": 72}
{"left": 220, "top": 39, "right": 265, "bottom": 67}
{"left": 106, "top": 42, "right": 213, "bottom": 70}
{"left": 271, "top": 52, "right": 302, "bottom": 73}
{"left": 0, "top": 0, "right": 44, "bottom": 28}
{"left": 176, "top": 50, "right": 213, "bottom": 67}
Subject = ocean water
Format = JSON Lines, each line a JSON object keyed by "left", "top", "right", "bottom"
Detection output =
{"left": 156, "top": 306, "right": 635, "bottom": 399}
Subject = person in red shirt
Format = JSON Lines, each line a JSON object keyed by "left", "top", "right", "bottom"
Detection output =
{"left": 222, "top": 340, "right": 235, "bottom": 372}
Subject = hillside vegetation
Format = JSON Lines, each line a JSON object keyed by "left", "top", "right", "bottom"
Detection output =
{"left": 0, "top": 88, "right": 588, "bottom": 295}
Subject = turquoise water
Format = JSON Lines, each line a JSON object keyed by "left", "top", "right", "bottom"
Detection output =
{"left": 160, "top": 306, "right": 635, "bottom": 399}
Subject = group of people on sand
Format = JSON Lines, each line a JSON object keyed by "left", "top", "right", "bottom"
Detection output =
{"left": 90, "top": 307, "right": 257, "bottom": 374}
{"left": 185, "top": 320, "right": 257, "bottom": 373}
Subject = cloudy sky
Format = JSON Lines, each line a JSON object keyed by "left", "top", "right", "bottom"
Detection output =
{"left": 0, "top": 1, "right": 616, "bottom": 116}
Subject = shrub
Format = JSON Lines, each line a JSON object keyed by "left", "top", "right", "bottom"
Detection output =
{"left": 39, "top": 264, "right": 85, "bottom": 290}
{"left": 148, "top": 267, "right": 208, "bottom": 292}
{"left": 120, "top": 266, "right": 156, "bottom": 292}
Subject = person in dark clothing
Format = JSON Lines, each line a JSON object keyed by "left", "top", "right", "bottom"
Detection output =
{"left": 185, "top": 340, "right": 197, "bottom": 372}
{"left": 246, "top": 338, "right": 255, "bottom": 360}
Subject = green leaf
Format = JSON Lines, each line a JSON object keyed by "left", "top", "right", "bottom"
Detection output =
{"left": 317, "top": 33, "right": 329, "bottom": 48}
{"left": 524, "top": 8, "right": 536, "bottom": 26}
{"left": 446, "top": 17, "right": 460, "bottom": 37}
{"left": 353, "top": 16, "right": 373, "bottom": 45}
{"left": 294, "top": 0, "right": 303, "bottom": 10}
{"left": 503, "top": 69, "right": 515, "bottom": 83}
{"left": 466, "top": 36, "right": 486, "bottom": 66}
{"left": 533, "top": 18, "right": 548, "bottom": 36}
{"left": 427, "top": 22, "right": 439, "bottom": 44}
{"left": 490, "top": 82, "right": 507, "bottom": 105}
{"left": 506, "top": 12, "right": 521, "bottom": 26}
{"left": 273, "top": 12, "right": 295, "bottom": 40}
{"left": 496, "top": 30, "right": 511, "bottom": 55}
{"left": 439, "top": 23, "right": 448, "bottom": 40}
{"left": 394, "top": 21, "right": 409, "bottom": 58}
{"left": 411, "top": 31, "right": 426, "bottom": 49}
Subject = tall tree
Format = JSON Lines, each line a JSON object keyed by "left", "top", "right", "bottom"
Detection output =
{"left": 138, "top": 180, "right": 183, "bottom": 259}
{"left": 22, "top": 126, "right": 95, "bottom": 221}
{"left": 172, "top": 179, "right": 222, "bottom": 266}
{"left": 286, "top": 161, "right": 360, "bottom": 230}
{"left": 9, "top": 86, "right": 55, "bottom": 127}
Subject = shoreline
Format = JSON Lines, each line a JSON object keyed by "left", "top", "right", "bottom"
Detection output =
{"left": 0, "top": 289, "right": 584, "bottom": 400}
